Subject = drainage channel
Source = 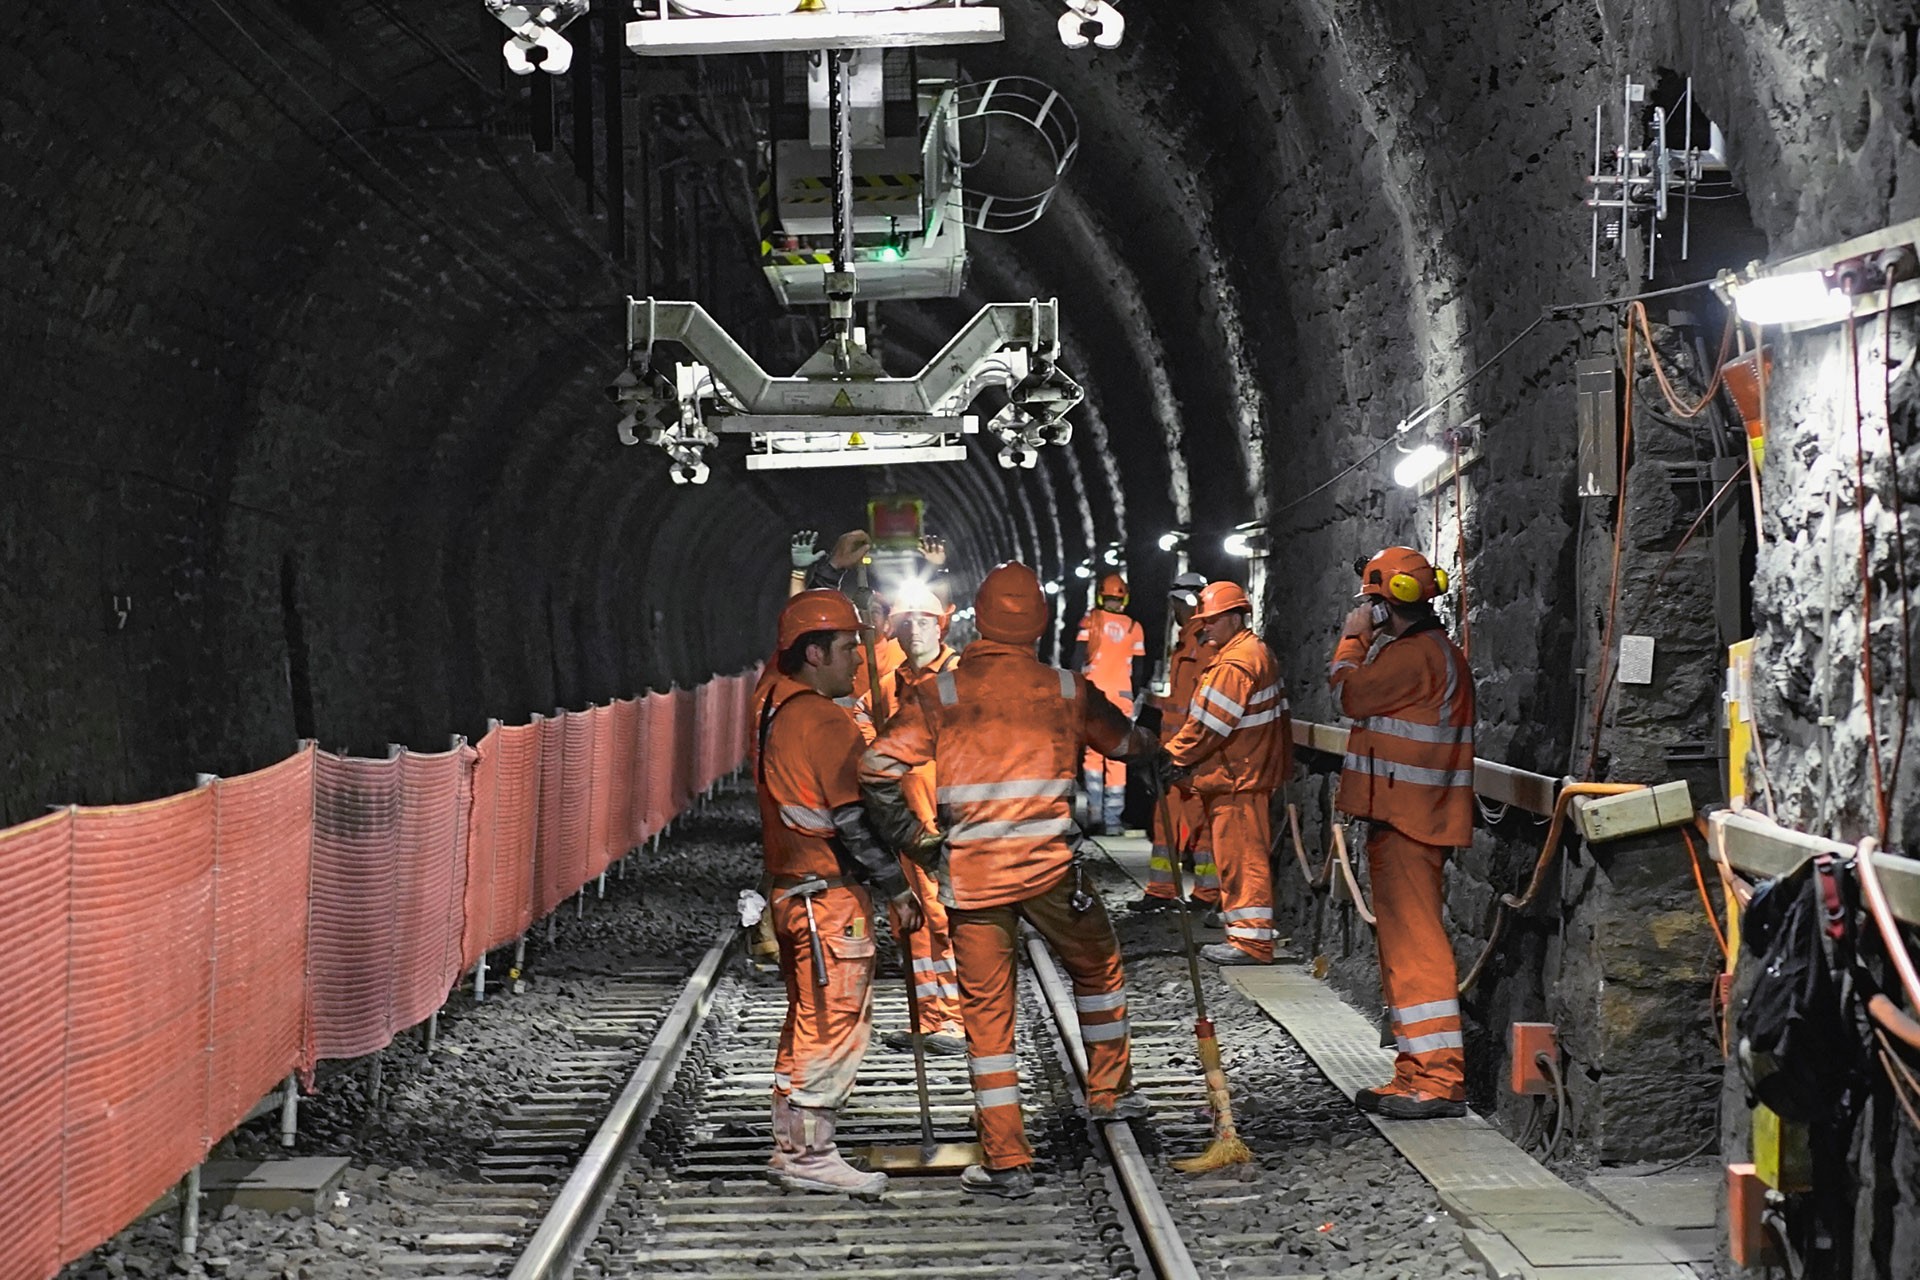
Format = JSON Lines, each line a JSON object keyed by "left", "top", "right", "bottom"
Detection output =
{"left": 378, "top": 929, "right": 735, "bottom": 1278}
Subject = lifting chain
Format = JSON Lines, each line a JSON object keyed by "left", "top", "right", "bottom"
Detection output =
{"left": 828, "top": 49, "right": 853, "bottom": 274}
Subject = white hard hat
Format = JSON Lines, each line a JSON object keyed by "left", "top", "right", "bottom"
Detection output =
{"left": 1169, "top": 571, "right": 1206, "bottom": 608}
{"left": 889, "top": 583, "right": 944, "bottom": 619}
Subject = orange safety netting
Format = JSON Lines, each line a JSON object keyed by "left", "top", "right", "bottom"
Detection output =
{"left": 1, "top": 670, "right": 752, "bottom": 1280}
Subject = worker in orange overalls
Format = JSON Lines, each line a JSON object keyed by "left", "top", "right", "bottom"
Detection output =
{"left": 1330, "top": 546, "right": 1474, "bottom": 1120}
{"left": 853, "top": 584, "right": 967, "bottom": 1056}
{"left": 1158, "top": 582, "right": 1293, "bottom": 965}
{"left": 757, "top": 590, "right": 924, "bottom": 1194}
{"left": 1073, "top": 573, "right": 1146, "bottom": 834}
{"left": 1130, "top": 571, "right": 1222, "bottom": 915}
{"left": 862, "top": 562, "right": 1158, "bottom": 1199}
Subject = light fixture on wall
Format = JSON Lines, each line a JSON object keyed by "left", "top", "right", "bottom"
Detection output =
{"left": 1157, "top": 529, "right": 1188, "bottom": 552}
{"left": 1715, "top": 218, "right": 1920, "bottom": 330}
{"left": 1073, "top": 562, "right": 1093, "bottom": 580}
{"left": 1043, "top": 580, "right": 1063, "bottom": 596}
{"left": 1101, "top": 545, "right": 1122, "bottom": 566}
{"left": 1222, "top": 522, "right": 1269, "bottom": 558}
{"left": 1393, "top": 443, "right": 1450, "bottom": 489}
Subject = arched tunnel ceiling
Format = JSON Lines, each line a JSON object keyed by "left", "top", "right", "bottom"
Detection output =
{"left": 7, "top": 0, "right": 1916, "bottom": 815}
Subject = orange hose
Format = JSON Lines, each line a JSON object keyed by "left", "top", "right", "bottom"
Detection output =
{"left": 1855, "top": 837, "right": 1920, "bottom": 1015}
{"left": 1681, "top": 826, "right": 1730, "bottom": 961}
{"left": 1871, "top": 995, "right": 1920, "bottom": 1053}
{"left": 1329, "top": 823, "right": 1376, "bottom": 925}
{"left": 1626, "top": 301, "right": 1736, "bottom": 419}
{"left": 1458, "top": 782, "right": 1645, "bottom": 994}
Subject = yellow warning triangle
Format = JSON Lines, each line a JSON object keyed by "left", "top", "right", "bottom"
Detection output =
{"left": 832, "top": 389, "right": 853, "bottom": 409}
{"left": 848, "top": 432, "right": 866, "bottom": 447}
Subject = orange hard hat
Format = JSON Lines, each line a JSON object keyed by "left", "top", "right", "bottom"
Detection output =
{"left": 1358, "top": 546, "right": 1448, "bottom": 603}
{"left": 975, "top": 562, "right": 1049, "bottom": 644}
{"left": 1097, "top": 572, "right": 1128, "bottom": 604}
{"left": 778, "top": 589, "right": 861, "bottom": 650}
{"left": 1191, "top": 580, "right": 1252, "bottom": 622}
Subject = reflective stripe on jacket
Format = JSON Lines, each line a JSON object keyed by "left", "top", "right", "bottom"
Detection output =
{"left": 1163, "top": 628, "right": 1293, "bottom": 795}
{"left": 861, "top": 638, "right": 1135, "bottom": 909}
{"left": 1159, "top": 617, "right": 1209, "bottom": 744}
{"left": 758, "top": 674, "right": 865, "bottom": 881}
{"left": 1329, "top": 620, "right": 1475, "bottom": 847}
{"left": 854, "top": 645, "right": 960, "bottom": 826}
{"left": 1076, "top": 608, "right": 1144, "bottom": 698}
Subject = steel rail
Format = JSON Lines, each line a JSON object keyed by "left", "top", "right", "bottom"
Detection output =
{"left": 1023, "top": 929, "right": 1203, "bottom": 1280}
{"left": 509, "top": 923, "right": 739, "bottom": 1280}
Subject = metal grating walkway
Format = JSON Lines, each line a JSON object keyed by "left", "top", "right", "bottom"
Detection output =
{"left": 1227, "top": 967, "right": 1699, "bottom": 1280}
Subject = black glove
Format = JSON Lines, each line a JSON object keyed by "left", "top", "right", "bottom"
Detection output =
{"left": 1144, "top": 749, "right": 1187, "bottom": 799}
{"left": 1134, "top": 700, "right": 1164, "bottom": 736}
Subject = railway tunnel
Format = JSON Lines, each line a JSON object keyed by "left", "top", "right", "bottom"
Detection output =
{"left": 7, "top": 2, "right": 1920, "bottom": 1279}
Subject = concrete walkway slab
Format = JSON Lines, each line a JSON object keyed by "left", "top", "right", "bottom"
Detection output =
{"left": 1587, "top": 1169, "right": 1719, "bottom": 1229}
{"left": 1226, "top": 967, "right": 1697, "bottom": 1280}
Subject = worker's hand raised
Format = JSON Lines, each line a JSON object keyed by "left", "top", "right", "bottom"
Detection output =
{"left": 829, "top": 529, "right": 872, "bottom": 569}
{"left": 888, "top": 890, "right": 924, "bottom": 938}
{"left": 918, "top": 535, "right": 947, "bottom": 567}
{"left": 1342, "top": 603, "right": 1377, "bottom": 643}
{"left": 790, "top": 530, "right": 819, "bottom": 569}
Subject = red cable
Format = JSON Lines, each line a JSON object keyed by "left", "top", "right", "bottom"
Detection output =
{"left": 1453, "top": 432, "right": 1471, "bottom": 661}
{"left": 1849, "top": 311, "right": 1892, "bottom": 842}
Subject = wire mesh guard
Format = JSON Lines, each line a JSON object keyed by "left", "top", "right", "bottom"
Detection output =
{"left": 951, "top": 76, "right": 1080, "bottom": 234}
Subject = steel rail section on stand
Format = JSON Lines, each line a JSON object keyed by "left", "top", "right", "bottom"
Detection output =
{"left": 1023, "top": 928, "right": 1202, "bottom": 1280}
{"left": 510, "top": 924, "right": 739, "bottom": 1280}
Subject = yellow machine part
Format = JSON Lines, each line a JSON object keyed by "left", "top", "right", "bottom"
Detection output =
{"left": 1727, "top": 639, "right": 1754, "bottom": 807}
{"left": 1753, "top": 1104, "right": 1812, "bottom": 1192}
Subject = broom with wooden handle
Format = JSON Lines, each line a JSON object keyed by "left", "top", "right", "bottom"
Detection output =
{"left": 1152, "top": 780, "right": 1252, "bottom": 1172}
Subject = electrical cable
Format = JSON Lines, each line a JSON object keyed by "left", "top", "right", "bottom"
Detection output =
{"left": 1681, "top": 827, "right": 1730, "bottom": 961}
{"left": 1540, "top": 1052, "right": 1570, "bottom": 1162}
{"left": 1546, "top": 276, "right": 1721, "bottom": 315}
{"left": 1848, "top": 312, "right": 1893, "bottom": 842}
{"left": 1880, "top": 264, "right": 1913, "bottom": 807}
{"left": 1618, "top": 460, "right": 1751, "bottom": 639}
{"left": 1634, "top": 1132, "right": 1716, "bottom": 1176}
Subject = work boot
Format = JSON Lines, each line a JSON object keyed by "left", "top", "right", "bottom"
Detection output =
{"left": 768, "top": 1090, "right": 804, "bottom": 1172}
{"left": 774, "top": 1106, "right": 888, "bottom": 1197}
{"left": 1377, "top": 1091, "right": 1467, "bottom": 1120}
{"left": 1200, "top": 907, "right": 1225, "bottom": 929}
{"left": 882, "top": 1026, "right": 968, "bottom": 1056}
{"left": 1353, "top": 1084, "right": 1401, "bottom": 1114}
{"left": 1127, "top": 894, "right": 1179, "bottom": 914}
{"left": 1085, "top": 1089, "right": 1151, "bottom": 1121}
{"left": 961, "top": 1163, "right": 1036, "bottom": 1199}
{"left": 1200, "top": 941, "right": 1264, "bottom": 967}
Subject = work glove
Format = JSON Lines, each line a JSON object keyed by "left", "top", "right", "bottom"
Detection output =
{"left": 902, "top": 823, "right": 946, "bottom": 868}
{"left": 790, "top": 530, "right": 819, "bottom": 570}
{"left": 1146, "top": 749, "right": 1188, "bottom": 798}
{"left": 888, "top": 889, "right": 924, "bottom": 938}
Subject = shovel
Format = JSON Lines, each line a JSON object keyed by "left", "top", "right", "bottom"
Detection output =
{"left": 863, "top": 938, "right": 981, "bottom": 1174}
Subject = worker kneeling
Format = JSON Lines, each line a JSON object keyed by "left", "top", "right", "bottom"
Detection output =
{"left": 861, "top": 562, "right": 1158, "bottom": 1199}
{"left": 1331, "top": 547, "right": 1475, "bottom": 1120}
{"left": 1156, "top": 581, "right": 1294, "bottom": 965}
{"left": 758, "top": 590, "right": 923, "bottom": 1195}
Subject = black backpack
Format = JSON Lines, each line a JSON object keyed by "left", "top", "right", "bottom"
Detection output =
{"left": 1735, "top": 853, "right": 1866, "bottom": 1125}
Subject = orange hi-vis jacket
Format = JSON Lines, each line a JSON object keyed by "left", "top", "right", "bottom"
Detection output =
{"left": 862, "top": 639, "right": 1138, "bottom": 910}
{"left": 757, "top": 673, "right": 870, "bottom": 882}
{"left": 1164, "top": 627, "right": 1293, "bottom": 794}
{"left": 1076, "top": 608, "right": 1144, "bottom": 698}
{"left": 1159, "top": 617, "right": 1209, "bottom": 745}
{"left": 854, "top": 644, "right": 961, "bottom": 826}
{"left": 1329, "top": 618, "right": 1476, "bottom": 848}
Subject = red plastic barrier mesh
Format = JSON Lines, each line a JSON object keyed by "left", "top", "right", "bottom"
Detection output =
{"left": 307, "top": 752, "right": 401, "bottom": 1063}
{"left": 588, "top": 706, "right": 615, "bottom": 878}
{"left": 390, "top": 749, "right": 472, "bottom": 1034}
{"left": 532, "top": 716, "right": 568, "bottom": 919}
{"left": 624, "top": 698, "right": 651, "bottom": 847}
{"left": 643, "top": 691, "right": 676, "bottom": 838}
{"left": 673, "top": 689, "right": 699, "bottom": 812}
{"left": 0, "top": 810, "right": 74, "bottom": 1280}
{"left": 64, "top": 790, "right": 217, "bottom": 1259}
{"left": 463, "top": 723, "right": 539, "bottom": 966}
{"left": 207, "top": 752, "right": 314, "bottom": 1141}
{"left": 607, "top": 700, "right": 639, "bottom": 857}
{"left": 558, "top": 712, "right": 594, "bottom": 899}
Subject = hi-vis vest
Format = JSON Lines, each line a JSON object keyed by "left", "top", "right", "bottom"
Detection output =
{"left": 1333, "top": 623, "right": 1475, "bottom": 847}
{"left": 1166, "top": 627, "right": 1293, "bottom": 795}
{"left": 1160, "top": 618, "right": 1208, "bottom": 744}
{"left": 863, "top": 639, "right": 1133, "bottom": 910}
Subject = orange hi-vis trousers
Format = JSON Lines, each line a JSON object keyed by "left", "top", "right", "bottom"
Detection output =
{"left": 771, "top": 882, "right": 877, "bottom": 1111}
{"left": 1364, "top": 824, "right": 1466, "bottom": 1100}
{"left": 1202, "top": 790, "right": 1276, "bottom": 962}
{"left": 1146, "top": 785, "right": 1221, "bottom": 903}
{"left": 902, "top": 856, "right": 962, "bottom": 1033}
{"left": 1081, "top": 690, "right": 1132, "bottom": 830}
{"left": 950, "top": 872, "right": 1133, "bottom": 1169}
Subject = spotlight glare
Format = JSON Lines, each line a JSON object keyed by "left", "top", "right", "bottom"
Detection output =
{"left": 1730, "top": 271, "right": 1850, "bottom": 326}
{"left": 1392, "top": 443, "right": 1449, "bottom": 489}
{"left": 1223, "top": 532, "right": 1251, "bottom": 558}
{"left": 1157, "top": 531, "right": 1182, "bottom": 551}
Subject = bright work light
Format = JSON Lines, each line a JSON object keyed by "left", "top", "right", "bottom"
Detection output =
{"left": 1393, "top": 443, "right": 1449, "bottom": 489}
{"left": 1727, "top": 271, "right": 1849, "bottom": 326}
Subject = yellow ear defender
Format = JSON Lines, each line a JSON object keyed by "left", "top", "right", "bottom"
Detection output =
{"left": 1387, "top": 567, "right": 1447, "bottom": 601}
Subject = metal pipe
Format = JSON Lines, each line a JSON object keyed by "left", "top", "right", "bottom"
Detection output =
{"left": 598, "top": 871, "right": 607, "bottom": 900}
{"left": 177, "top": 1165, "right": 200, "bottom": 1258}
{"left": 1023, "top": 931, "right": 1203, "bottom": 1280}
{"left": 423, "top": 1010, "right": 439, "bottom": 1055}
{"left": 280, "top": 1073, "right": 299, "bottom": 1147}
{"left": 509, "top": 927, "right": 738, "bottom": 1280}
{"left": 474, "top": 954, "right": 488, "bottom": 1003}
